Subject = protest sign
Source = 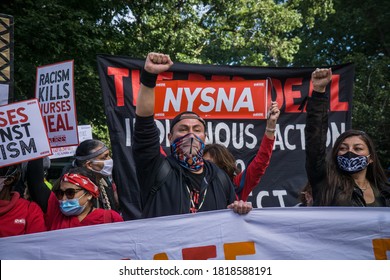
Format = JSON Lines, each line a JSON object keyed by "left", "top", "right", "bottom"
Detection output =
{"left": 154, "top": 80, "right": 268, "bottom": 119}
{"left": 35, "top": 60, "right": 78, "bottom": 148}
{"left": 0, "top": 99, "right": 52, "bottom": 167}
{"left": 49, "top": 124, "right": 93, "bottom": 159}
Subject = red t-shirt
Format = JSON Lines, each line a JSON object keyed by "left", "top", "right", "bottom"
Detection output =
{"left": 0, "top": 192, "right": 47, "bottom": 238}
{"left": 45, "top": 192, "right": 123, "bottom": 231}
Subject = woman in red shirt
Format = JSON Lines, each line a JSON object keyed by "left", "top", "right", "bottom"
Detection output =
{"left": 27, "top": 159, "right": 123, "bottom": 230}
{"left": 0, "top": 164, "right": 46, "bottom": 237}
{"left": 203, "top": 101, "right": 280, "bottom": 201}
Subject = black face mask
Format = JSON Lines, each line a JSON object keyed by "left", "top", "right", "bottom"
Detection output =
{"left": 336, "top": 151, "right": 370, "bottom": 174}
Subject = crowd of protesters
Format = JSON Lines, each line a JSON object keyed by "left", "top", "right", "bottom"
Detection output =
{"left": 1, "top": 53, "right": 389, "bottom": 238}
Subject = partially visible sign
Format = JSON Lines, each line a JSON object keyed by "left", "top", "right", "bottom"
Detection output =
{"left": 0, "top": 84, "right": 9, "bottom": 105}
{"left": 154, "top": 80, "right": 268, "bottom": 119}
{"left": 50, "top": 125, "right": 93, "bottom": 159}
{"left": 35, "top": 60, "right": 78, "bottom": 147}
{"left": 0, "top": 99, "right": 52, "bottom": 167}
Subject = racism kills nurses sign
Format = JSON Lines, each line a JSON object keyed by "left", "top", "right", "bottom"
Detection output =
{"left": 0, "top": 99, "right": 52, "bottom": 167}
{"left": 35, "top": 60, "right": 79, "bottom": 148}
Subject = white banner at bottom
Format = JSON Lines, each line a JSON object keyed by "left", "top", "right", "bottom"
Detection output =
{"left": 0, "top": 207, "right": 389, "bottom": 260}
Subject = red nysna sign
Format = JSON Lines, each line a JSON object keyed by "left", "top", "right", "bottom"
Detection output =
{"left": 154, "top": 80, "right": 268, "bottom": 119}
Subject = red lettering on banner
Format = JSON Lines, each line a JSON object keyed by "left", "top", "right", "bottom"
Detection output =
{"left": 188, "top": 73, "right": 206, "bottom": 81}
{"left": 131, "top": 70, "right": 140, "bottom": 107}
{"left": 131, "top": 70, "right": 173, "bottom": 107}
{"left": 152, "top": 241, "right": 255, "bottom": 260}
{"left": 330, "top": 75, "right": 348, "bottom": 111}
{"left": 182, "top": 245, "right": 217, "bottom": 260}
{"left": 211, "top": 75, "right": 231, "bottom": 81}
{"left": 110, "top": 69, "right": 348, "bottom": 113}
{"left": 108, "top": 67, "right": 129, "bottom": 107}
{"left": 284, "top": 78, "right": 303, "bottom": 113}
{"left": 158, "top": 72, "right": 173, "bottom": 83}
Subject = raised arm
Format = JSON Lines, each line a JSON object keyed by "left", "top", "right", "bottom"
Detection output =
{"left": 236, "top": 101, "right": 280, "bottom": 201}
{"left": 135, "top": 53, "right": 173, "bottom": 117}
{"left": 132, "top": 53, "right": 173, "bottom": 204}
{"left": 305, "top": 68, "right": 332, "bottom": 205}
{"left": 26, "top": 158, "right": 51, "bottom": 213}
{"left": 264, "top": 101, "right": 280, "bottom": 139}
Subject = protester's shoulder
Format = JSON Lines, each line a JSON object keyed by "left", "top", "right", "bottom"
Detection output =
{"left": 110, "top": 210, "right": 124, "bottom": 222}
{"left": 27, "top": 200, "right": 45, "bottom": 214}
{"left": 13, "top": 196, "right": 29, "bottom": 208}
{"left": 206, "top": 161, "right": 233, "bottom": 187}
{"left": 91, "top": 208, "right": 123, "bottom": 222}
{"left": 11, "top": 196, "right": 44, "bottom": 216}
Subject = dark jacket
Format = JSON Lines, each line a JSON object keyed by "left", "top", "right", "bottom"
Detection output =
{"left": 133, "top": 115, "right": 236, "bottom": 218}
{"left": 305, "top": 92, "right": 390, "bottom": 206}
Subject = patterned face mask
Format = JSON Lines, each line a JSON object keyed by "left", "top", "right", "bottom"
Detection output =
{"left": 337, "top": 151, "right": 370, "bottom": 174}
{"left": 171, "top": 133, "right": 205, "bottom": 172}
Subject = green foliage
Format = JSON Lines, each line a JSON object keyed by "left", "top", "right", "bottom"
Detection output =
{"left": 292, "top": 0, "right": 390, "bottom": 167}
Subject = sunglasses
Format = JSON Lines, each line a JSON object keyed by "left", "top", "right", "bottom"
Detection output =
{"left": 54, "top": 188, "right": 85, "bottom": 199}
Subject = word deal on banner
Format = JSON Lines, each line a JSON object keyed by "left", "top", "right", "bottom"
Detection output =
{"left": 154, "top": 80, "right": 268, "bottom": 119}
{"left": 0, "top": 99, "right": 52, "bottom": 167}
{"left": 35, "top": 60, "right": 78, "bottom": 148}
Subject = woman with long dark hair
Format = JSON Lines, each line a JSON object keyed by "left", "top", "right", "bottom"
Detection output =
{"left": 305, "top": 68, "right": 390, "bottom": 206}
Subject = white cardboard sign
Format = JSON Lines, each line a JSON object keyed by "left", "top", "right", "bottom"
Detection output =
{"left": 0, "top": 99, "right": 52, "bottom": 167}
{"left": 35, "top": 60, "right": 78, "bottom": 148}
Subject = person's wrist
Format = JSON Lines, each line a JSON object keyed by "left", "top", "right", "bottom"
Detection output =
{"left": 313, "top": 85, "right": 326, "bottom": 93}
{"left": 140, "top": 68, "right": 158, "bottom": 88}
{"left": 265, "top": 127, "right": 276, "bottom": 133}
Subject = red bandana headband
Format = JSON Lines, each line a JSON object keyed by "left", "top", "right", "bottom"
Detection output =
{"left": 61, "top": 173, "right": 99, "bottom": 198}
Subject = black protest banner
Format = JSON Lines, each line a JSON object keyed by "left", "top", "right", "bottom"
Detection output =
{"left": 97, "top": 54, "right": 354, "bottom": 219}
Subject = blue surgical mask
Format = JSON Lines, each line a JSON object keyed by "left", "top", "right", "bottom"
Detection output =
{"left": 91, "top": 159, "right": 113, "bottom": 177}
{"left": 171, "top": 133, "right": 205, "bottom": 172}
{"left": 59, "top": 192, "right": 88, "bottom": 216}
{"left": 337, "top": 151, "right": 370, "bottom": 174}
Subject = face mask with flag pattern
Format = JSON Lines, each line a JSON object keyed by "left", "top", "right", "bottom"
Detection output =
{"left": 171, "top": 133, "right": 205, "bottom": 172}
